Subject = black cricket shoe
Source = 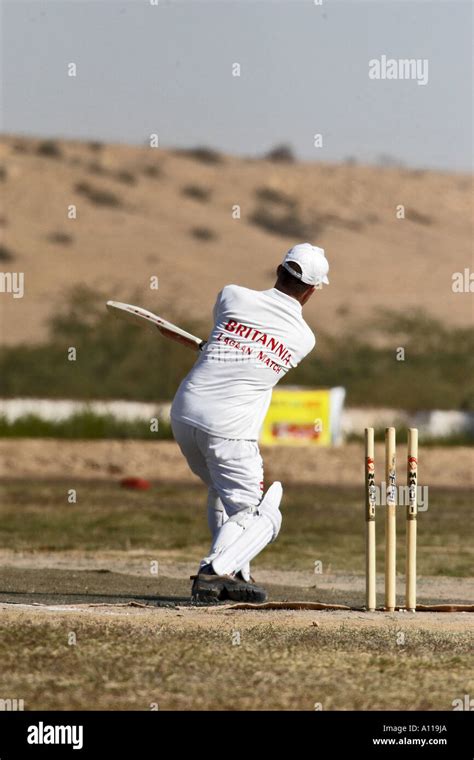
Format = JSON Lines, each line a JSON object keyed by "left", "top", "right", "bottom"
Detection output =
{"left": 191, "top": 564, "right": 267, "bottom": 604}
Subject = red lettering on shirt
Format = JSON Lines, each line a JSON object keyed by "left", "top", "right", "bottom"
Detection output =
{"left": 267, "top": 337, "right": 278, "bottom": 351}
{"left": 221, "top": 319, "right": 292, "bottom": 368}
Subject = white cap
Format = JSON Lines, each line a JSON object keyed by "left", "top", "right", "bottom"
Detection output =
{"left": 282, "top": 243, "right": 329, "bottom": 286}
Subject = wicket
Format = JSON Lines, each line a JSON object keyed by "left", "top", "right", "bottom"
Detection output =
{"left": 364, "top": 427, "right": 419, "bottom": 612}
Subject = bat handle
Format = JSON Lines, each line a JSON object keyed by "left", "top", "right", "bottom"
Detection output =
{"left": 199, "top": 340, "right": 207, "bottom": 351}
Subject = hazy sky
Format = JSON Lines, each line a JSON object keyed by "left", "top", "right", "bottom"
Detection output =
{"left": 1, "top": 0, "right": 472, "bottom": 170}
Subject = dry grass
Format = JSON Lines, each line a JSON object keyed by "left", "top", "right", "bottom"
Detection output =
{"left": 0, "top": 611, "right": 471, "bottom": 710}
{"left": 0, "top": 481, "right": 471, "bottom": 579}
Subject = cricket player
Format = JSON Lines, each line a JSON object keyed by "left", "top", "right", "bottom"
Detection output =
{"left": 171, "top": 243, "right": 329, "bottom": 602}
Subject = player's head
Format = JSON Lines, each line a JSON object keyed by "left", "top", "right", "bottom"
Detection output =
{"left": 275, "top": 243, "right": 329, "bottom": 305}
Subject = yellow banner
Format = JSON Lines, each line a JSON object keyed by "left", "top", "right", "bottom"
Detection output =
{"left": 260, "top": 388, "right": 331, "bottom": 446}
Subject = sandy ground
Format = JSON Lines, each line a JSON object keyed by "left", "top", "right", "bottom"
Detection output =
{"left": 0, "top": 602, "right": 470, "bottom": 633}
{"left": 1, "top": 438, "right": 472, "bottom": 487}
{"left": 1, "top": 135, "right": 472, "bottom": 346}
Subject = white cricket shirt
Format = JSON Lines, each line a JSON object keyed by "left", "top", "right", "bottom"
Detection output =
{"left": 170, "top": 285, "right": 316, "bottom": 440}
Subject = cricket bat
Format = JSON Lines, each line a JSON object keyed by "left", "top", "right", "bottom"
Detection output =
{"left": 106, "top": 301, "right": 207, "bottom": 352}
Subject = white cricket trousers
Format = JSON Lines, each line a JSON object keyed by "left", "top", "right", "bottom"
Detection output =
{"left": 171, "top": 418, "right": 264, "bottom": 519}
{"left": 172, "top": 419, "right": 282, "bottom": 578}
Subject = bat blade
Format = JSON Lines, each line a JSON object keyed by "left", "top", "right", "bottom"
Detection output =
{"left": 106, "top": 300, "right": 158, "bottom": 330}
{"left": 106, "top": 301, "right": 206, "bottom": 351}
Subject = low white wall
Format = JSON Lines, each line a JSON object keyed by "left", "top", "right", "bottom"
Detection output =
{"left": 342, "top": 408, "right": 474, "bottom": 438}
{"left": 0, "top": 399, "right": 473, "bottom": 439}
{"left": 0, "top": 398, "right": 171, "bottom": 423}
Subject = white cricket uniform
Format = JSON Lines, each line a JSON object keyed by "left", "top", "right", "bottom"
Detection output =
{"left": 171, "top": 285, "right": 315, "bottom": 522}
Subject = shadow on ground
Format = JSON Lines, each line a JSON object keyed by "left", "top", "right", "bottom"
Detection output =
{"left": 0, "top": 567, "right": 358, "bottom": 607}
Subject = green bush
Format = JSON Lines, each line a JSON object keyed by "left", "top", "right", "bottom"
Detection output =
{"left": 0, "top": 287, "right": 202, "bottom": 401}
{"left": 286, "top": 309, "right": 474, "bottom": 410}
{"left": 0, "top": 412, "right": 173, "bottom": 440}
{"left": 0, "top": 289, "right": 472, "bottom": 412}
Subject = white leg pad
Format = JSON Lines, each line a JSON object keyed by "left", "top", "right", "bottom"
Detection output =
{"left": 210, "top": 482, "right": 283, "bottom": 577}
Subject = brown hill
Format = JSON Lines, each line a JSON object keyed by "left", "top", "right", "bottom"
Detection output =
{"left": 0, "top": 135, "right": 472, "bottom": 346}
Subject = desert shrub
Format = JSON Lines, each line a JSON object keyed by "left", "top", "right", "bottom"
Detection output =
{"left": 12, "top": 141, "right": 28, "bottom": 153}
{"left": 48, "top": 232, "right": 74, "bottom": 245}
{"left": 405, "top": 209, "right": 432, "bottom": 225}
{"left": 182, "top": 185, "right": 211, "bottom": 202}
{"left": 251, "top": 205, "right": 313, "bottom": 238}
{"left": 251, "top": 184, "right": 316, "bottom": 237}
{"left": 177, "top": 147, "right": 223, "bottom": 164}
{"left": 37, "top": 140, "right": 62, "bottom": 158}
{"left": 142, "top": 165, "right": 162, "bottom": 178}
{"left": 255, "top": 186, "right": 295, "bottom": 205}
{"left": 114, "top": 170, "right": 137, "bottom": 185}
{"left": 0, "top": 245, "right": 14, "bottom": 262}
{"left": 191, "top": 227, "right": 217, "bottom": 241}
{"left": 87, "top": 162, "right": 105, "bottom": 175}
{"left": 264, "top": 144, "right": 295, "bottom": 163}
{"left": 75, "top": 181, "right": 122, "bottom": 207}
